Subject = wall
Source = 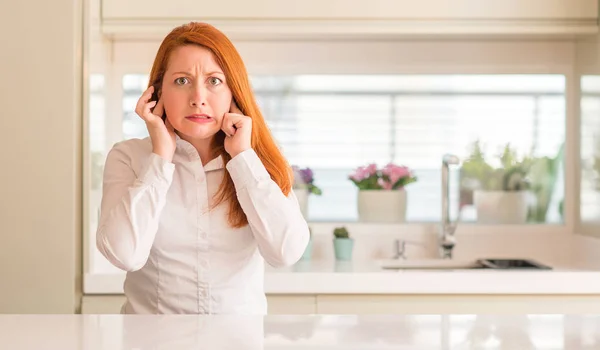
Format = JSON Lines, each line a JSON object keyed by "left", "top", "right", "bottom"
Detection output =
{"left": 0, "top": 0, "right": 83, "bottom": 313}
{"left": 0, "top": 0, "right": 597, "bottom": 313}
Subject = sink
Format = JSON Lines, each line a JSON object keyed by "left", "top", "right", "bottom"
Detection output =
{"left": 377, "top": 258, "right": 552, "bottom": 270}
{"left": 377, "top": 259, "right": 484, "bottom": 270}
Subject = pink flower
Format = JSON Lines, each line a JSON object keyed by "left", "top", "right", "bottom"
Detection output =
{"left": 377, "top": 178, "right": 393, "bottom": 190}
{"left": 382, "top": 163, "right": 412, "bottom": 188}
{"left": 350, "top": 163, "right": 378, "bottom": 182}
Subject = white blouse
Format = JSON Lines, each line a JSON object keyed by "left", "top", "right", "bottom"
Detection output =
{"left": 96, "top": 136, "right": 309, "bottom": 314}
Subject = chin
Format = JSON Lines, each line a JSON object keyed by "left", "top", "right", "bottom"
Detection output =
{"left": 172, "top": 118, "right": 222, "bottom": 141}
{"left": 180, "top": 126, "right": 220, "bottom": 140}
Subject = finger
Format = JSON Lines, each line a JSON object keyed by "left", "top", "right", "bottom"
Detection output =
{"left": 151, "top": 98, "right": 164, "bottom": 119}
{"left": 135, "top": 86, "right": 154, "bottom": 116}
{"left": 229, "top": 99, "right": 243, "bottom": 114}
{"left": 232, "top": 114, "right": 251, "bottom": 130}
{"left": 221, "top": 114, "right": 236, "bottom": 137}
{"left": 221, "top": 113, "right": 236, "bottom": 137}
{"left": 142, "top": 100, "right": 158, "bottom": 123}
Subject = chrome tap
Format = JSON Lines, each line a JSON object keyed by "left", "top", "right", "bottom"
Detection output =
{"left": 393, "top": 239, "right": 427, "bottom": 260}
{"left": 440, "top": 154, "right": 460, "bottom": 259}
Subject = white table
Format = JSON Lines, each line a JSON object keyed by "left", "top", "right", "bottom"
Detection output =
{"left": 1, "top": 314, "right": 599, "bottom": 349}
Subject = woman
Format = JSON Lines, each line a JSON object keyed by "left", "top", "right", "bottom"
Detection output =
{"left": 96, "top": 22, "right": 310, "bottom": 314}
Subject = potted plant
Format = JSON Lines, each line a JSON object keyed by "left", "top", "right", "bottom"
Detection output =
{"left": 349, "top": 163, "right": 417, "bottom": 222}
{"left": 333, "top": 226, "right": 353, "bottom": 261}
{"left": 461, "top": 141, "right": 533, "bottom": 224}
{"left": 292, "top": 166, "right": 322, "bottom": 219}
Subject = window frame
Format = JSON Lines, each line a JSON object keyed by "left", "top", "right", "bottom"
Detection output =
{"left": 82, "top": 39, "right": 580, "bottom": 294}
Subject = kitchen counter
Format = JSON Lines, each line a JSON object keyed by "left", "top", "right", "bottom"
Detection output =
{"left": 265, "top": 260, "right": 600, "bottom": 294}
{"left": 2, "top": 314, "right": 599, "bottom": 349}
{"left": 86, "top": 260, "right": 600, "bottom": 295}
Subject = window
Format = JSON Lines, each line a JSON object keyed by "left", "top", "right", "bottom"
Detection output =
{"left": 87, "top": 73, "right": 122, "bottom": 275}
{"left": 117, "top": 74, "right": 565, "bottom": 223}
{"left": 83, "top": 37, "right": 574, "bottom": 289}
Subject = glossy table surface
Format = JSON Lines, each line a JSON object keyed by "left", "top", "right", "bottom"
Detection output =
{"left": 1, "top": 314, "right": 599, "bottom": 349}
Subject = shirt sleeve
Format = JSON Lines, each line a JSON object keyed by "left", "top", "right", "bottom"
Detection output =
{"left": 95, "top": 141, "right": 175, "bottom": 272}
{"left": 226, "top": 149, "right": 310, "bottom": 268}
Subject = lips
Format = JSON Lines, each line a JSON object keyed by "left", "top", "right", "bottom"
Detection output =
{"left": 185, "top": 113, "right": 214, "bottom": 124}
{"left": 185, "top": 113, "right": 211, "bottom": 120}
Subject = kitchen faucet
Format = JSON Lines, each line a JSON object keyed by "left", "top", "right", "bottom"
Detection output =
{"left": 440, "top": 154, "right": 460, "bottom": 259}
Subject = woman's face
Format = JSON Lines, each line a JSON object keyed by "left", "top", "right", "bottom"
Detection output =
{"left": 160, "top": 45, "right": 232, "bottom": 142}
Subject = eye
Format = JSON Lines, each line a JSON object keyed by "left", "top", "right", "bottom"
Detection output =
{"left": 174, "top": 77, "right": 189, "bottom": 85}
{"left": 208, "top": 77, "right": 223, "bottom": 86}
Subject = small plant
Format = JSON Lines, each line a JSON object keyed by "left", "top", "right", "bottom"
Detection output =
{"left": 292, "top": 166, "right": 323, "bottom": 195}
{"left": 332, "top": 226, "right": 354, "bottom": 260}
{"left": 349, "top": 163, "right": 417, "bottom": 190}
{"left": 333, "top": 226, "right": 349, "bottom": 239}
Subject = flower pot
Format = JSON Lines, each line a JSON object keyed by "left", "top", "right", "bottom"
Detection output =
{"left": 293, "top": 188, "right": 309, "bottom": 218}
{"left": 333, "top": 238, "right": 354, "bottom": 261}
{"left": 357, "top": 190, "right": 407, "bottom": 223}
{"left": 300, "top": 238, "right": 313, "bottom": 260}
{"left": 474, "top": 190, "right": 529, "bottom": 224}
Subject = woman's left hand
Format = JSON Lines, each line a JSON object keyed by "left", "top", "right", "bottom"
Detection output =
{"left": 222, "top": 100, "right": 252, "bottom": 158}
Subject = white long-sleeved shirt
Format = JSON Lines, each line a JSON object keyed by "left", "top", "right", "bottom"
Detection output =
{"left": 95, "top": 136, "right": 309, "bottom": 314}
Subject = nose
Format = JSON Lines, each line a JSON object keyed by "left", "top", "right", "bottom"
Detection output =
{"left": 189, "top": 84, "right": 206, "bottom": 107}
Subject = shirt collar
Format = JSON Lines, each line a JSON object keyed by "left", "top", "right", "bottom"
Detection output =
{"left": 174, "top": 133, "right": 225, "bottom": 172}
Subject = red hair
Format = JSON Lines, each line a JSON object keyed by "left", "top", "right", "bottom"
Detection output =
{"left": 147, "top": 22, "right": 292, "bottom": 228}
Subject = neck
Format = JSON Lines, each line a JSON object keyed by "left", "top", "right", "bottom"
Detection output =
{"left": 177, "top": 132, "right": 216, "bottom": 166}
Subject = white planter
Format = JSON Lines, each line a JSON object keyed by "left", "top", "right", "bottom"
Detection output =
{"left": 357, "top": 190, "right": 407, "bottom": 223}
{"left": 474, "top": 190, "right": 529, "bottom": 224}
{"left": 293, "top": 188, "right": 309, "bottom": 218}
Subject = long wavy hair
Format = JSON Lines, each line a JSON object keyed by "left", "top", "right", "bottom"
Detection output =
{"left": 147, "top": 22, "right": 292, "bottom": 228}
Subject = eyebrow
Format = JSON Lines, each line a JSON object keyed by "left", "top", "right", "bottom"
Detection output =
{"left": 171, "top": 70, "right": 224, "bottom": 76}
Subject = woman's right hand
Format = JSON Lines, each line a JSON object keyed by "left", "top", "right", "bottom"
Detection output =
{"left": 135, "top": 86, "right": 176, "bottom": 162}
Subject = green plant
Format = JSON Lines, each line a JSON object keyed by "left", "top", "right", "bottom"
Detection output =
{"left": 527, "top": 144, "right": 564, "bottom": 222}
{"left": 333, "top": 226, "right": 349, "bottom": 239}
{"left": 558, "top": 198, "right": 564, "bottom": 219}
{"left": 460, "top": 141, "right": 532, "bottom": 192}
{"left": 460, "top": 140, "right": 564, "bottom": 223}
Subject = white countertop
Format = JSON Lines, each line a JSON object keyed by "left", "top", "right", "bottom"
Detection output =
{"left": 264, "top": 260, "right": 600, "bottom": 294}
{"left": 85, "top": 259, "right": 600, "bottom": 295}
{"left": 2, "top": 314, "right": 599, "bottom": 349}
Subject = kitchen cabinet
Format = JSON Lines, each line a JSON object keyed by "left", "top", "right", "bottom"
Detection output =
{"left": 80, "top": 295, "right": 316, "bottom": 314}
{"left": 100, "top": 0, "right": 598, "bottom": 39}
{"left": 81, "top": 294, "right": 600, "bottom": 314}
{"left": 315, "top": 295, "right": 600, "bottom": 314}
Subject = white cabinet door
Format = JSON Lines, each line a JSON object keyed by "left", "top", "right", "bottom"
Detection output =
{"left": 81, "top": 296, "right": 125, "bottom": 314}
{"left": 81, "top": 294, "right": 600, "bottom": 314}
{"left": 267, "top": 295, "right": 317, "bottom": 315}
{"left": 81, "top": 295, "right": 316, "bottom": 314}
{"left": 316, "top": 295, "right": 600, "bottom": 314}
